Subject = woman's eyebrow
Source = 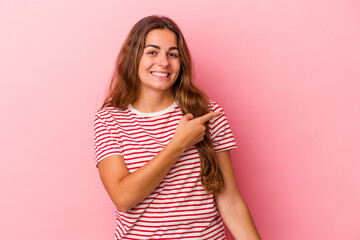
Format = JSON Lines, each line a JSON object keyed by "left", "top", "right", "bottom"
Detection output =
{"left": 144, "top": 44, "right": 179, "bottom": 51}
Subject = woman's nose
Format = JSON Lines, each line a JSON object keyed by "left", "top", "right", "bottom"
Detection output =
{"left": 157, "top": 53, "right": 169, "bottom": 67}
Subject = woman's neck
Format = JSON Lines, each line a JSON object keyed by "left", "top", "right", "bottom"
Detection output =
{"left": 131, "top": 90, "right": 175, "bottom": 113}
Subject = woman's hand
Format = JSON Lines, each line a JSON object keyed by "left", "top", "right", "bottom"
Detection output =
{"left": 170, "top": 112, "right": 221, "bottom": 151}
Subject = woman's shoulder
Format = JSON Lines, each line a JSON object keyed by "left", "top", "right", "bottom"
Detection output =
{"left": 207, "top": 99, "right": 224, "bottom": 113}
{"left": 95, "top": 106, "right": 130, "bottom": 121}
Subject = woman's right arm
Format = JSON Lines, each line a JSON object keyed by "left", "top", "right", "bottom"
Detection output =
{"left": 97, "top": 112, "right": 220, "bottom": 212}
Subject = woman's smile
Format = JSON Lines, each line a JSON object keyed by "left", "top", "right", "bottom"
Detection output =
{"left": 150, "top": 71, "right": 170, "bottom": 78}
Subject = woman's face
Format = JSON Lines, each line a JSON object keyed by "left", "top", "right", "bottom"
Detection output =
{"left": 137, "top": 28, "right": 180, "bottom": 95}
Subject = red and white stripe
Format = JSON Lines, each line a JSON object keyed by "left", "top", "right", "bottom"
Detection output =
{"left": 94, "top": 100, "right": 236, "bottom": 239}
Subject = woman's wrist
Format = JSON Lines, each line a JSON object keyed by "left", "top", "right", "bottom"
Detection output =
{"left": 166, "top": 139, "right": 187, "bottom": 156}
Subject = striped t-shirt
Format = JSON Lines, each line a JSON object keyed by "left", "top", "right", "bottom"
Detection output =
{"left": 94, "top": 100, "right": 237, "bottom": 240}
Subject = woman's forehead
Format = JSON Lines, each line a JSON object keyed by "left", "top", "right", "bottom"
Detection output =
{"left": 145, "top": 29, "right": 178, "bottom": 48}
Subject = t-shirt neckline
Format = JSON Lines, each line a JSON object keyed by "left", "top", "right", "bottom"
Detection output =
{"left": 128, "top": 101, "right": 178, "bottom": 117}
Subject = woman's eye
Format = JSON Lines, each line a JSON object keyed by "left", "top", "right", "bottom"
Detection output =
{"left": 147, "top": 51, "right": 157, "bottom": 55}
{"left": 168, "top": 53, "right": 178, "bottom": 58}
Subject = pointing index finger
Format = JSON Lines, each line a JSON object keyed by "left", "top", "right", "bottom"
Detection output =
{"left": 197, "top": 112, "right": 222, "bottom": 123}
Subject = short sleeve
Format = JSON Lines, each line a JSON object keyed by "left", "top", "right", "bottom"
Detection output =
{"left": 208, "top": 102, "right": 237, "bottom": 152}
{"left": 93, "top": 113, "right": 123, "bottom": 167}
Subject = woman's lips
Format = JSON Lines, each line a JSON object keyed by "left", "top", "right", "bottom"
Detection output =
{"left": 151, "top": 71, "right": 170, "bottom": 77}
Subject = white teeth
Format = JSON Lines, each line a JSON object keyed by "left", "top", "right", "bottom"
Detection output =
{"left": 151, "top": 72, "right": 169, "bottom": 77}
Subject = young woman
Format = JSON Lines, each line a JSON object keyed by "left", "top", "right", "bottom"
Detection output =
{"left": 94, "top": 15, "right": 261, "bottom": 240}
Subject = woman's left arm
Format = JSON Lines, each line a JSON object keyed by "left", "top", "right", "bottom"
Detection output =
{"left": 215, "top": 150, "right": 261, "bottom": 240}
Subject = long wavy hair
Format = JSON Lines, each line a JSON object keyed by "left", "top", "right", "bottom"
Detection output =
{"left": 102, "top": 15, "right": 224, "bottom": 195}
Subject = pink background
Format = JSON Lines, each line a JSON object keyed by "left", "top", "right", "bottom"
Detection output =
{"left": 1, "top": 0, "right": 359, "bottom": 239}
